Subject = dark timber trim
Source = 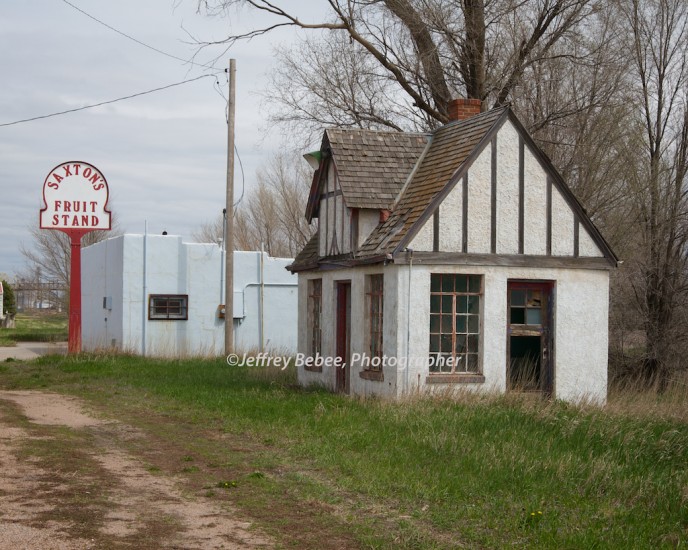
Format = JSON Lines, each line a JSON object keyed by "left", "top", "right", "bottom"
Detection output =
{"left": 574, "top": 219, "right": 580, "bottom": 257}
{"left": 491, "top": 135, "right": 497, "bottom": 254}
{"left": 518, "top": 136, "right": 525, "bottom": 254}
{"left": 546, "top": 176, "right": 552, "bottom": 255}
{"left": 462, "top": 173, "right": 469, "bottom": 253}
{"left": 394, "top": 108, "right": 511, "bottom": 254}
{"left": 394, "top": 251, "right": 614, "bottom": 270}
{"left": 433, "top": 210, "right": 440, "bottom": 252}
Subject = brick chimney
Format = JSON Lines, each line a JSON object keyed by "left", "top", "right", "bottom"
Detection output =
{"left": 447, "top": 98, "right": 482, "bottom": 121}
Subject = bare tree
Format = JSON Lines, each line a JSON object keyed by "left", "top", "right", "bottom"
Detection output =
{"left": 618, "top": 0, "right": 688, "bottom": 390}
{"left": 197, "top": 0, "right": 599, "bottom": 127}
{"left": 194, "top": 153, "right": 316, "bottom": 257}
{"left": 20, "top": 222, "right": 121, "bottom": 310}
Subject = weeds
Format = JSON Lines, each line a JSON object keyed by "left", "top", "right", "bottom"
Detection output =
{"left": 0, "top": 354, "right": 685, "bottom": 548}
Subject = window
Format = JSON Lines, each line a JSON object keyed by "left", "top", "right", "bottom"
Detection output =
{"left": 148, "top": 294, "right": 188, "bottom": 320}
{"left": 429, "top": 274, "right": 481, "bottom": 374}
{"left": 307, "top": 279, "right": 322, "bottom": 355}
{"left": 366, "top": 274, "right": 384, "bottom": 363}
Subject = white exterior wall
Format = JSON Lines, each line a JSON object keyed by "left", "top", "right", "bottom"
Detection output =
{"left": 82, "top": 234, "right": 297, "bottom": 356}
{"left": 496, "top": 121, "right": 520, "bottom": 254}
{"left": 297, "top": 264, "right": 608, "bottom": 403}
{"left": 297, "top": 266, "right": 403, "bottom": 397}
{"left": 467, "top": 141, "right": 492, "bottom": 253}
{"left": 358, "top": 209, "right": 380, "bottom": 248}
{"left": 523, "top": 143, "right": 548, "bottom": 255}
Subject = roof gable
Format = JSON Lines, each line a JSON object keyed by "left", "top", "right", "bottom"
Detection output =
{"left": 358, "top": 107, "right": 508, "bottom": 257}
{"left": 358, "top": 107, "right": 617, "bottom": 266}
{"left": 307, "top": 128, "right": 429, "bottom": 220}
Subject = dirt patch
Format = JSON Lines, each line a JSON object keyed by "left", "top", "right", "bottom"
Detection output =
{"left": 0, "top": 391, "right": 274, "bottom": 549}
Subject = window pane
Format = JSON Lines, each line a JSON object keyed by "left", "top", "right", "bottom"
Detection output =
{"left": 442, "top": 275, "right": 454, "bottom": 292}
{"left": 429, "top": 334, "right": 439, "bottom": 353}
{"left": 455, "top": 275, "right": 468, "bottom": 293}
{"left": 510, "top": 308, "right": 525, "bottom": 324}
{"left": 457, "top": 295, "right": 468, "bottom": 313}
{"left": 527, "top": 289, "right": 542, "bottom": 308}
{"left": 455, "top": 335, "right": 466, "bottom": 354}
{"left": 511, "top": 289, "right": 525, "bottom": 306}
{"left": 441, "top": 335, "right": 453, "bottom": 353}
{"left": 467, "top": 315, "right": 479, "bottom": 333}
{"left": 430, "top": 274, "right": 441, "bottom": 292}
{"left": 526, "top": 308, "right": 542, "bottom": 325}
{"left": 430, "top": 314, "right": 440, "bottom": 333}
{"left": 441, "top": 314, "right": 453, "bottom": 333}
{"left": 430, "top": 294, "right": 441, "bottom": 313}
{"left": 442, "top": 295, "right": 453, "bottom": 313}
{"left": 456, "top": 315, "right": 467, "bottom": 334}
{"left": 468, "top": 334, "right": 479, "bottom": 353}
{"left": 467, "top": 296, "right": 479, "bottom": 314}
{"left": 466, "top": 354, "right": 479, "bottom": 372}
{"left": 468, "top": 275, "right": 481, "bottom": 293}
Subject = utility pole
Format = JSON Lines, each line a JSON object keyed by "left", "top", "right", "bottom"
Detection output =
{"left": 224, "top": 59, "right": 236, "bottom": 355}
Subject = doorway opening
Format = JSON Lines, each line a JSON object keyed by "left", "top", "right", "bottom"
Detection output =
{"left": 507, "top": 281, "right": 554, "bottom": 396}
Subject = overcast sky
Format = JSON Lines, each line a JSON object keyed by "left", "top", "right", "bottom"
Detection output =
{"left": 0, "top": 0, "right": 322, "bottom": 278}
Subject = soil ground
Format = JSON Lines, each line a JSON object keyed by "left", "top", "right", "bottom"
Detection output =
{"left": 0, "top": 390, "right": 274, "bottom": 549}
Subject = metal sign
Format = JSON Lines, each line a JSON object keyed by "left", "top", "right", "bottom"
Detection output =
{"left": 40, "top": 161, "right": 111, "bottom": 354}
{"left": 40, "top": 161, "right": 111, "bottom": 230}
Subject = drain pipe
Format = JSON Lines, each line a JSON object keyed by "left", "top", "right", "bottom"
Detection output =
{"left": 260, "top": 243, "right": 265, "bottom": 352}
{"left": 142, "top": 221, "right": 148, "bottom": 356}
{"left": 405, "top": 248, "right": 413, "bottom": 394}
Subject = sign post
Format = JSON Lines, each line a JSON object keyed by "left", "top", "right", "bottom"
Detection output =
{"left": 40, "top": 162, "right": 111, "bottom": 354}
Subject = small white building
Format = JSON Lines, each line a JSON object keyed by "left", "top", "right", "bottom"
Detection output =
{"left": 82, "top": 234, "right": 297, "bottom": 356}
{"left": 288, "top": 101, "right": 618, "bottom": 404}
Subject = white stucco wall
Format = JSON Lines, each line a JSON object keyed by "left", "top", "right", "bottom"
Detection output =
{"left": 439, "top": 179, "right": 463, "bottom": 251}
{"left": 496, "top": 120, "right": 520, "bottom": 254}
{"left": 467, "top": 142, "right": 492, "bottom": 253}
{"left": 523, "top": 143, "right": 548, "bottom": 255}
{"left": 82, "top": 234, "right": 297, "bottom": 356}
{"left": 297, "top": 263, "right": 609, "bottom": 404}
{"left": 551, "top": 186, "right": 575, "bottom": 256}
{"left": 410, "top": 218, "right": 434, "bottom": 251}
{"left": 358, "top": 209, "right": 380, "bottom": 248}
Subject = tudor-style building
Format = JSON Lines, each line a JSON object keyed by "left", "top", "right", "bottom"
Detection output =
{"left": 288, "top": 100, "right": 617, "bottom": 403}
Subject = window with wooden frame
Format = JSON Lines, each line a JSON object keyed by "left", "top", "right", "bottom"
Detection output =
{"left": 148, "top": 294, "right": 188, "bottom": 321}
{"left": 428, "top": 274, "right": 482, "bottom": 374}
{"left": 307, "top": 279, "right": 322, "bottom": 356}
{"left": 366, "top": 274, "right": 384, "bottom": 364}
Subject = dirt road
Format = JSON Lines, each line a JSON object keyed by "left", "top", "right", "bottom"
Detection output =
{"left": 0, "top": 390, "right": 273, "bottom": 549}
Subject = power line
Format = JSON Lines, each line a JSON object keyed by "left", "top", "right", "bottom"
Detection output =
{"left": 0, "top": 74, "right": 217, "bottom": 128}
{"left": 60, "top": 0, "right": 216, "bottom": 70}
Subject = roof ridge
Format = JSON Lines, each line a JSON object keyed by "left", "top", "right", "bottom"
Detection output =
{"left": 326, "top": 127, "right": 430, "bottom": 137}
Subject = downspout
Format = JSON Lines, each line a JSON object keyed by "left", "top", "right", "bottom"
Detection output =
{"left": 405, "top": 248, "right": 413, "bottom": 395}
{"left": 260, "top": 243, "right": 265, "bottom": 352}
{"left": 142, "top": 221, "right": 148, "bottom": 356}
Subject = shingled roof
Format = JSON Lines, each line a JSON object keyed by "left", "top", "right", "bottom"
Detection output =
{"left": 321, "top": 128, "right": 429, "bottom": 210}
{"left": 357, "top": 107, "right": 508, "bottom": 258}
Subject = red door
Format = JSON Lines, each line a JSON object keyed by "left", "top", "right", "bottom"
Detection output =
{"left": 335, "top": 281, "right": 351, "bottom": 394}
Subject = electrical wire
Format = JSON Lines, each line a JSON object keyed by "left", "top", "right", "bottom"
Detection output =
{"left": 0, "top": 74, "right": 217, "bottom": 128}
{"left": 60, "top": 0, "right": 216, "bottom": 70}
{"left": 233, "top": 144, "right": 246, "bottom": 208}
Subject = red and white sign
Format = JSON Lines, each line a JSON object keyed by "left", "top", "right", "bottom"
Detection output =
{"left": 39, "top": 161, "right": 111, "bottom": 355}
{"left": 40, "top": 161, "right": 111, "bottom": 230}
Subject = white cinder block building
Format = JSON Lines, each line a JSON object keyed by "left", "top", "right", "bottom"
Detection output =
{"left": 82, "top": 234, "right": 297, "bottom": 356}
{"left": 288, "top": 101, "right": 617, "bottom": 403}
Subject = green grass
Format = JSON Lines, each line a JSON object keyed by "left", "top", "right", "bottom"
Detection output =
{"left": 1, "top": 353, "right": 686, "bottom": 548}
{"left": 0, "top": 312, "right": 67, "bottom": 346}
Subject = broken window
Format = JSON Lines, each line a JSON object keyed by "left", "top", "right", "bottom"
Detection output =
{"left": 148, "top": 294, "right": 188, "bottom": 320}
{"left": 366, "top": 274, "right": 384, "bottom": 365}
{"left": 428, "top": 274, "right": 481, "bottom": 374}
{"left": 307, "top": 279, "right": 322, "bottom": 355}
